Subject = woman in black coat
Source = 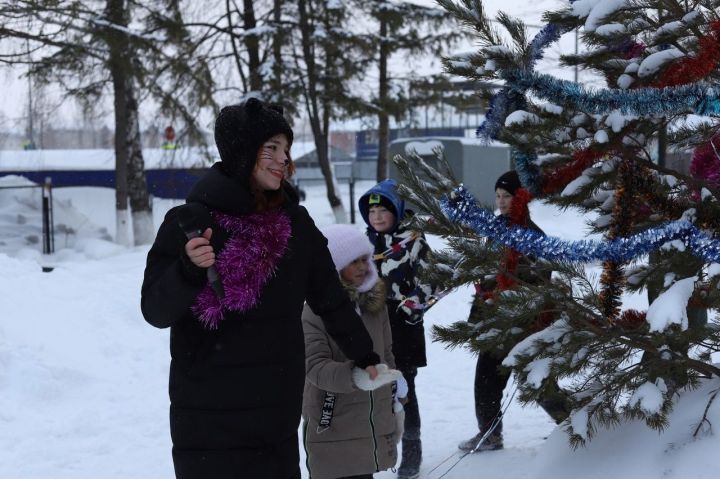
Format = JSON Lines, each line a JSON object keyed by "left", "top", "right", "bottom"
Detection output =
{"left": 141, "top": 98, "right": 380, "bottom": 479}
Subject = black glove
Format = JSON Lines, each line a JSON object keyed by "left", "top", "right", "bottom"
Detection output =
{"left": 354, "top": 351, "right": 381, "bottom": 369}
{"left": 396, "top": 306, "right": 423, "bottom": 326}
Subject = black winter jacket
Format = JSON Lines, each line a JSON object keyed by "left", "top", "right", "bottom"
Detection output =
{"left": 470, "top": 216, "right": 553, "bottom": 352}
{"left": 368, "top": 225, "right": 433, "bottom": 369}
{"left": 141, "top": 163, "right": 377, "bottom": 479}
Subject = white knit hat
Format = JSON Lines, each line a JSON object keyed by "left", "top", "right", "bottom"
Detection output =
{"left": 320, "top": 224, "right": 378, "bottom": 292}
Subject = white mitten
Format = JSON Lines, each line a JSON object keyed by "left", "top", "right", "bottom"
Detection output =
{"left": 395, "top": 374, "right": 408, "bottom": 400}
{"left": 352, "top": 363, "right": 403, "bottom": 391}
{"left": 393, "top": 400, "right": 405, "bottom": 444}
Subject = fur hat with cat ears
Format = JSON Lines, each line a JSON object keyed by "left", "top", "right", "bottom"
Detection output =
{"left": 214, "top": 98, "right": 294, "bottom": 180}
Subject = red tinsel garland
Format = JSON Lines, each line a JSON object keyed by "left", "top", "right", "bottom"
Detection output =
{"left": 615, "top": 309, "right": 647, "bottom": 330}
{"left": 542, "top": 148, "right": 606, "bottom": 194}
{"left": 654, "top": 20, "right": 720, "bottom": 88}
{"left": 545, "top": 22, "right": 720, "bottom": 212}
{"left": 665, "top": 21, "right": 720, "bottom": 193}
{"left": 496, "top": 188, "right": 532, "bottom": 290}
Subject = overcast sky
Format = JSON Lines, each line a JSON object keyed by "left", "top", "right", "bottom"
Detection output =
{"left": 0, "top": 0, "right": 571, "bottom": 135}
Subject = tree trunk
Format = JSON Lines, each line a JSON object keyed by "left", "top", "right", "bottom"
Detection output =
{"left": 313, "top": 115, "right": 345, "bottom": 222}
{"left": 323, "top": 97, "right": 346, "bottom": 222}
{"left": 297, "top": 0, "right": 344, "bottom": 218}
{"left": 106, "top": 0, "right": 152, "bottom": 246}
{"left": 226, "top": 0, "right": 247, "bottom": 92}
{"left": 271, "top": 0, "right": 283, "bottom": 103}
{"left": 243, "top": 0, "right": 262, "bottom": 92}
{"left": 125, "top": 87, "right": 153, "bottom": 245}
{"left": 376, "top": 16, "right": 390, "bottom": 182}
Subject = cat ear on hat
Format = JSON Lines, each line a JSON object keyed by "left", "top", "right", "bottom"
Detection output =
{"left": 268, "top": 104, "right": 284, "bottom": 115}
{"left": 245, "top": 97, "right": 263, "bottom": 113}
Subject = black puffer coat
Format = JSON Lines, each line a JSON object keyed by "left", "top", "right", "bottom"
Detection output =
{"left": 141, "top": 163, "right": 377, "bottom": 479}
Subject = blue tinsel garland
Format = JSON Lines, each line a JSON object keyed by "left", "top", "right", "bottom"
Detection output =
{"left": 476, "top": 22, "right": 571, "bottom": 141}
{"left": 512, "top": 148, "right": 542, "bottom": 196}
{"left": 441, "top": 186, "right": 720, "bottom": 263}
{"left": 504, "top": 70, "right": 720, "bottom": 116}
{"left": 475, "top": 20, "right": 573, "bottom": 194}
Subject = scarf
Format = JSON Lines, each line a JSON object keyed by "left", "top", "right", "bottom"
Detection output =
{"left": 192, "top": 209, "right": 291, "bottom": 328}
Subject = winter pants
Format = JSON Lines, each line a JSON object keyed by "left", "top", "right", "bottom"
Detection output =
{"left": 473, "top": 351, "right": 509, "bottom": 436}
{"left": 398, "top": 366, "right": 422, "bottom": 473}
{"left": 473, "top": 351, "right": 569, "bottom": 435}
{"left": 400, "top": 366, "right": 421, "bottom": 440}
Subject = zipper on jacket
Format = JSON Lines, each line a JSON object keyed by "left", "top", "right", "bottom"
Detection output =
{"left": 369, "top": 391, "right": 380, "bottom": 471}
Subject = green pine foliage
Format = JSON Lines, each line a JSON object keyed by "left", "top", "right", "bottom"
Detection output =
{"left": 396, "top": 0, "right": 720, "bottom": 446}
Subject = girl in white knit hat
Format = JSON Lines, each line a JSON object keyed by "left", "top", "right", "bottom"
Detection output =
{"left": 301, "top": 224, "right": 408, "bottom": 479}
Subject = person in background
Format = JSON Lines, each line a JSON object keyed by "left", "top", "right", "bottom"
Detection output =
{"left": 459, "top": 170, "right": 570, "bottom": 454}
{"left": 302, "top": 224, "right": 408, "bottom": 479}
{"left": 141, "top": 98, "right": 379, "bottom": 479}
{"left": 359, "top": 179, "right": 434, "bottom": 479}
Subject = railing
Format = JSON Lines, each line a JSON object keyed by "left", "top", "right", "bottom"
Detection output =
{"left": 0, "top": 177, "right": 54, "bottom": 259}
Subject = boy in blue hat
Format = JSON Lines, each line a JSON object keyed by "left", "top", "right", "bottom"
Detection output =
{"left": 359, "top": 179, "right": 435, "bottom": 479}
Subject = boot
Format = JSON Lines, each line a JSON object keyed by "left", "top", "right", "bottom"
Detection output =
{"left": 458, "top": 431, "right": 503, "bottom": 453}
{"left": 397, "top": 438, "right": 421, "bottom": 479}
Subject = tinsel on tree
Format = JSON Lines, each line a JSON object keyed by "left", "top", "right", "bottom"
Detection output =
{"left": 395, "top": 0, "right": 720, "bottom": 446}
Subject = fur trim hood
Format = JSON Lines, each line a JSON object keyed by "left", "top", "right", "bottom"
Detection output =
{"left": 342, "top": 279, "right": 386, "bottom": 315}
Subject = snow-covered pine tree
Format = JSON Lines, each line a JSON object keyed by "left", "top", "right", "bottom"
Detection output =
{"left": 395, "top": 0, "right": 720, "bottom": 446}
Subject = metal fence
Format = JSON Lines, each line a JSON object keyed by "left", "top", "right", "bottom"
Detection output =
{"left": 0, "top": 177, "right": 54, "bottom": 257}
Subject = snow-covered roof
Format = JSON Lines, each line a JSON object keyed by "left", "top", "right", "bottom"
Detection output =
{"left": 390, "top": 136, "right": 509, "bottom": 153}
{"left": 0, "top": 148, "right": 218, "bottom": 171}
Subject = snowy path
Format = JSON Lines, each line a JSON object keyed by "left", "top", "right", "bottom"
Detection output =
{"left": 1, "top": 182, "right": 718, "bottom": 479}
{"left": 0, "top": 249, "right": 555, "bottom": 478}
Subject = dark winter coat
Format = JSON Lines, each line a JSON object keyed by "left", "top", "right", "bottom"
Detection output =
{"left": 141, "top": 163, "right": 377, "bottom": 479}
{"left": 470, "top": 214, "right": 553, "bottom": 351}
{"left": 475, "top": 217, "right": 550, "bottom": 293}
{"left": 302, "top": 281, "right": 398, "bottom": 479}
{"left": 360, "top": 180, "right": 434, "bottom": 369}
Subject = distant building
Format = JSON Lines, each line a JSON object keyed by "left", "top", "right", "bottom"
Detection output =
{"left": 0, "top": 125, "right": 209, "bottom": 151}
{"left": 294, "top": 145, "right": 354, "bottom": 168}
{"left": 356, "top": 127, "right": 467, "bottom": 179}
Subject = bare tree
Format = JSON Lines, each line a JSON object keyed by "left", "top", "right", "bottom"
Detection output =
{"left": 291, "top": 0, "right": 372, "bottom": 222}
{"left": 0, "top": 0, "right": 215, "bottom": 245}
{"left": 180, "top": 0, "right": 299, "bottom": 108}
{"left": 364, "top": 0, "right": 465, "bottom": 181}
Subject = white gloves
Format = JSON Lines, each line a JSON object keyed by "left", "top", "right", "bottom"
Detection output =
{"left": 352, "top": 364, "right": 403, "bottom": 391}
{"left": 395, "top": 374, "right": 408, "bottom": 400}
{"left": 351, "top": 365, "right": 407, "bottom": 443}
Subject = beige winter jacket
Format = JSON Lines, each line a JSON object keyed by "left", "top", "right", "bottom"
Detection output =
{"left": 302, "top": 280, "right": 398, "bottom": 479}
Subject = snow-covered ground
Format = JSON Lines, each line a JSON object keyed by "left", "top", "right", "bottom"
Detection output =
{"left": 1, "top": 174, "right": 718, "bottom": 479}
